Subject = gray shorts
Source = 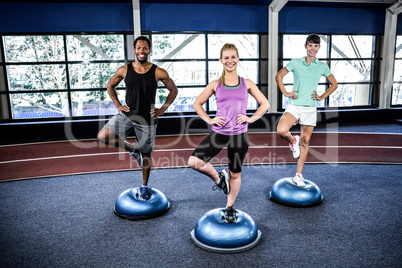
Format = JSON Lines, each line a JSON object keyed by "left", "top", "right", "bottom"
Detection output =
{"left": 104, "top": 112, "right": 157, "bottom": 153}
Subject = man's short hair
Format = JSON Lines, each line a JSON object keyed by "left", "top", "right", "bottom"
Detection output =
{"left": 305, "top": 34, "right": 321, "bottom": 45}
{"left": 134, "top": 36, "right": 151, "bottom": 48}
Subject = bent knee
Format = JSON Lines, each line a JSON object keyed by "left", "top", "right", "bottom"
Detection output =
{"left": 97, "top": 131, "right": 106, "bottom": 142}
{"left": 300, "top": 138, "right": 310, "bottom": 148}
{"left": 276, "top": 126, "right": 288, "bottom": 137}
{"left": 188, "top": 156, "right": 198, "bottom": 169}
{"left": 97, "top": 127, "right": 115, "bottom": 143}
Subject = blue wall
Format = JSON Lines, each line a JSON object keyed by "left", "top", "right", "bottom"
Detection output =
{"left": 140, "top": 3, "right": 268, "bottom": 32}
{"left": 0, "top": 2, "right": 133, "bottom": 33}
{"left": 279, "top": 6, "right": 385, "bottom": 34}
{"left": 0, "top": 1, "right": 395, "bottom": 34}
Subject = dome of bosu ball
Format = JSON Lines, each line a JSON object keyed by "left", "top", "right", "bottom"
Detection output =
{"left": 190, "top": 208, "right": 262, "bottom": 253}
{"left": 270, "top": 178, "right": 323, "bottom": 207}
{"left": 114, "top": 187, "right": 170, "bottom": 220}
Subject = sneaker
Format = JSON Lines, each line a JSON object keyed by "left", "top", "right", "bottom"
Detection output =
{"left": 292, "top": 173, "right": 306, "bottom": 187}
{"left": 138, "top": 186, "right": 150, "bottom": 200}
{"left": 212, "top": 169, "right": 230, "bottom": 194}
{"left": 129, "top": 149, "right": 143, "bottom": 167}
{"left": 224, "top": 206, "right": 237, "bottom": 223}
{"left": 289, "top": 135, "right": 300, "bottom": 158}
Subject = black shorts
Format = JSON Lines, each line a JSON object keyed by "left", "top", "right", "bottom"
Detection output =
{"left": 191, "top": 132, "right": 249, "bottom": 173}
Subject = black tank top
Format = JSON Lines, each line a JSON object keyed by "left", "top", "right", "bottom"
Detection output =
{"left": 124, "top": 63, "right": 158, "bottom": 125}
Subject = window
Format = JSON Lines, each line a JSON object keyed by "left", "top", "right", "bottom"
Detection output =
{"left": 151, "top": 33, "right": 260, "bottom": 113}
{"left": 3, "top": 34, "right": 125, "bottom": 119}
{"left": 329, "top": 35, "right": 373, "bottom": 107}
{"left": 281, "top": 34, "right": 375, "bottom": 108}
{"left": 392, "top": 35, "right": 402, "bottom": 105}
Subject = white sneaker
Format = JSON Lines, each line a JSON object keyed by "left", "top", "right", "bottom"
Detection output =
{"left": 289, "top": 135, "right": 300, "bottom": 158}
{"left": 292, "top": 173, "right": 306, "bottom": 187}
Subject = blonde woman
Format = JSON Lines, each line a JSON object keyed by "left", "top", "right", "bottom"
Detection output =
{"left": 188, "top": 43, "right": 270, "bottom": 223}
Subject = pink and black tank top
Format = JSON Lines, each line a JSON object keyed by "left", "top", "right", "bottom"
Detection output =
{"left": 211, "top": 76, "right": 249, "bottom": 135}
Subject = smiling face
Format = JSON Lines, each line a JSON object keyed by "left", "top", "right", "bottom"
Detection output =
{"left": 305, "top": 41, "right": 320, "bottom": 58}
{"left": 134, "top": 40, "right": 150, "bottom": 63}
{"left": 220, "top": 49, "right": 239, "bottom": 72}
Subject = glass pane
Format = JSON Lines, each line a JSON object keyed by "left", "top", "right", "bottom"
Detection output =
{"left": 281, "top": 85, "right": 293, "bottom": 109}
{"left": 156, "top": 87, "right": 204, "bottom": 113}
{"left": 155, "top": 61, "right": 205, "bottom": 86}
{"left": 329, "top": 84, "right": 370, "bottom": 107}
{"left": 282, "top": 85, "right": 326, "bottom": 108}
{"left": 208, "top": 34, "right": 259, "bottom": 59}
{"left": 71, "top": 90, "right": 126, "bottom": 116}
{"left": 283, "top": 34, "right": 327, "bottom": 59}
{"left": 331, "top": 60, "right": 371, "bottom": 83}
{"left": 209, "top": 95, "right": 217, "bottom": 111}
{"left": 282, "top": 60, "right": 328, "bottom": 84}
{"left": 316, "top": 85, "right": 327, "bottom": 108}
{"left": 151, "top": 34, "right": 206, "bottom": 59}
{"left": 331, "top": 35, "right": 373, "bottom": 59}
{"left": 69, "top": 63, "right": 124, "bottom": 89}
{"left": 8, "top": 64, "right": 67, "bottom": 91}
{"left": 4, "top": 35, "right": 65, "bottom": 62}
{"left": 247, "top": 96, "right": 258, "bottom": 110}
{"left": 392, "top": 83, "right": 402, "bottom": 105}
{"left": 10, "top": 92, "right": 70, "bottom": 119}
{"left": 396, "top": 36, "right": 402, "bottom": 58}
{"left": 67, "top": 34, "right": 124, "bottom": 61}
{"left": 394, "top": 59, "right": 402, "bottom": 82}
{"left": 208, "top": 61, "right": 258, "bottom": 84}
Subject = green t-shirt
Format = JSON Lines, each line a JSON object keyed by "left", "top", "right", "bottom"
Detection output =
{"left": 286, "top": 57, "right": 332, "bottom": 107}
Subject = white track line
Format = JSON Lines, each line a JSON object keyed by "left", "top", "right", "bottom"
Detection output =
{"left": 0, "top": 131, "right": 401, "bottom": 148}
{"left": 0, "top": 145, "right": 401, "bottom": 165}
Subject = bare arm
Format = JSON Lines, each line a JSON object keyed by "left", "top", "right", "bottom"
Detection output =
{"left": 276, "top": 67, "right": 298, "bottom": 99}
{"left": 312, "top": 74, "right": 338, "bottom": 101}
{"left": 193, "top": 80, "right": 226, "bottom": 126}
{"left": 236, "top": 79, "right": 270, "bottom": 124}
{"left": 107, "top": 65, "right": 128, "bottom": 112}
{"left": 151, "top": 67, "right": 179, "bottom": 119}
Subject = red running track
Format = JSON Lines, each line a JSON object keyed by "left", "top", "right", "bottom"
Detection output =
{"left": 0, "top": 132, "right": 401, "bottom": 182}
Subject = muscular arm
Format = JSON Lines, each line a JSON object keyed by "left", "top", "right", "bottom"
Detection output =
{"left": 107, "top": 65, "right": 128, "bottom": 112}
{"left": 151, "top": 67, "right": 178, "bottom": 119}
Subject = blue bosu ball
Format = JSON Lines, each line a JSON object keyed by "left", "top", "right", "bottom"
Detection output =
{"left": 190, "top": 208, "right": 262, "bottom": 253}
{"left": 114, "top": 187, "right": 170, "bottom": 220}
{"left": 270, "top": 178, "right": 323, "bottom": 207}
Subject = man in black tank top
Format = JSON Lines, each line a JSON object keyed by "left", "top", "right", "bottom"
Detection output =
{"left": 98, "top": 36, "right": 178, "bottom": 200}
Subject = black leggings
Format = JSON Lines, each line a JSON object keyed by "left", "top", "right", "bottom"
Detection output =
{"left": 191, "top": 132, "right": 249, "bottom": 173}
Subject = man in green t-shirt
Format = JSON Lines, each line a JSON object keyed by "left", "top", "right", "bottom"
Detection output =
{"left": 275, "top": 34, "right": 338, "bottom": 187}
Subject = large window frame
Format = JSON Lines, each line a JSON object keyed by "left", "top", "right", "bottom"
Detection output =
{"left": 0, "top": 31, "right": 398, "bottom": 123}
{"left": 1, "top": 33, "right": 128, "bottom": 121}
{"left": 149, "top": 32, "right": 261, "bottom": 114}
{"left": 277, "top": 33, "right": 379, "bottom": 110}
{"left": 0, "top": 31, "right": 263, "bottom": 122}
